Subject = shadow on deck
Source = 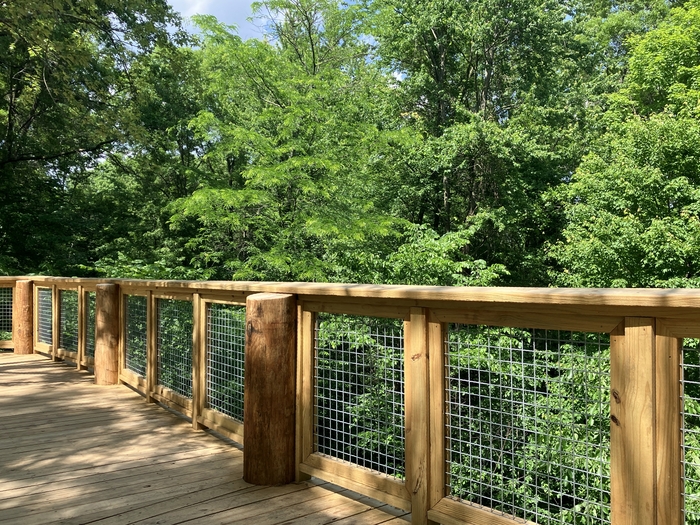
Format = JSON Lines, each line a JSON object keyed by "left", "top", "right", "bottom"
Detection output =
{"left": 0, "top": 353, "right": 410, "bottom": 525}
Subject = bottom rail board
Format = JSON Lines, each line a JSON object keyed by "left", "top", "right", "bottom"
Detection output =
{"left": 200, "top": 407, "right": 244, "bottom": 445}
{"left": 429, "top": 498, "right": 535, "bottom": 525}
{"left": 300, "top": 456, "right": 411, "bottom": 512}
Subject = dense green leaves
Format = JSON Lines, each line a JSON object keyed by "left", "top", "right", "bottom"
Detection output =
{"left": 2, "top": 0, "right": 700, "bottom": 291}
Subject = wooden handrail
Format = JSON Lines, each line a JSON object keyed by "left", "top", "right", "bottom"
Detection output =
{"left": 1, "top": 275, "right": 696, "bottom": 525}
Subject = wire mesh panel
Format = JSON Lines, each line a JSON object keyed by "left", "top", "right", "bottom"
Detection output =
{"left": 206, "top": 303, "right": 246, "bottom": 422}
{"left": 157, "top": 298, "right": 193, "bottom": 399}
{"left": 85, "top": 292, "right": 96, "bottom": 358}
{"left": 314, "top": 314, "right": 405, "bottom": 479}
{"left": 683, "top": 339, "right": 700, "bottom": 524}
{"left": 445, "top": 325, "right": 611, "bottom": 525}
{"left": 0, "top": 287, "right": 12, "bottom": 341}
{"left": 37, "top": 288, "right": 53, "bottom": 345}
{"left": 59, "top": 290, "right": 78, "bottom": 353}
{"left": 125, "top": 295, "right": 148, "bottom": 377}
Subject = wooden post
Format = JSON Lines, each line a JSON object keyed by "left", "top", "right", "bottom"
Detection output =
{"left": 51, "top": 285, "right": 59, "bottom": 361}
{"left": 77, "top": 285, "right": 86, "bottom": 370}
{"left": 95, "top": 283, "right": 120, "bottom": 385}
{"left": 147, "top": 292, "right": 157, "bottom": 403}
{"left": 427, "top": 315, "right": 446, "bottom": 518}
{"left": 610, "top": 318, "right": 655, "bottom": 525}
{"left": 244, "top": 292, "right": 297, "bottom": 485}
{"left": 295, "top": 307, "right": 313, "bottom": 482}
{"left": 405, "top": 307, "right": 431, "bottom": 525}
{"left": 655, "top": 320, "right": 683, "bottom": 525}
{"left": 192, "top": 293, "right": 205, "bottom": 431}
{"left": 12, "top": 280, "right": 33, "bottom": 355}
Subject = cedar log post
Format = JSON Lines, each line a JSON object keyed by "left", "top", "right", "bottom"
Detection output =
{"left": 95, "top": 283, "right": 120, "bottom": 385}
{"left": 12, "top": 280, "right": 33, "bottom": 355}
{"left": 244, "top": 292, "right": 297, "bottom": 485}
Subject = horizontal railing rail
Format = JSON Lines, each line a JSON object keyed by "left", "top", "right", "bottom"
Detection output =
{"left": 3, "top": 275, "right": 700, "bottom": 525}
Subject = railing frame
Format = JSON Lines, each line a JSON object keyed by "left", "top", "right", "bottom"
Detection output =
{"left": 8, "top": 275, "right": 700, "bottom": 525}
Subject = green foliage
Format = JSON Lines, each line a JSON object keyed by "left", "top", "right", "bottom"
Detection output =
{"left": 157, "top": 299, "right": 193, "bottom": 398}
{"left": 0, "top": 0, "right": 183, "bottom": 275}
{"left": 59, "top": 290, "right": 79, "bottom": 353}
{"left": 447, "top": 326, "right": 611, "bottom": 524}
{"left": 552, "top": 119, "right": 700, "bottom": 288}
{"left": 0, "top": 288, "right": 12, "bottom": 340}
{"left": 315, "top": 314, "right": 405, "bottom": 477}
{"left": 125, "top": 295, "right": 148, "bottom": 377}
{"left": 206, "top": 304, "right": 246, "bottom": 422}
{"left": 684, "top": 339, "right": 700, "bottom": 523}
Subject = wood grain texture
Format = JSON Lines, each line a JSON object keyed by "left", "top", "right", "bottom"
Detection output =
{"left": 95, "top": 283, "right": 120, "bottom": 385}
{"left": 191, "top": 293, "right": 204, "bottom": 431}
{"left": 655, "top": 320, "right": 682, "bottom": 525}
{"left": 405, "top": 308, "right": 430, "bottom": 525}
{"left": 610, "top": 318, "right": 655, "bottom": 525}
{"left": 200, "top": 407, "right": 244, "bottom": 444}
{"left": 244, "top": 292, "right": 297, "bottom": 485}
{"left": 302, "top": 453, "right": 410, "bottom": 503}
{"left": 299, "top": 458, "right": 411, "bottom": 511}
{"left": 427, "top": 314, "right": 445, "bottom": 515}
{"left": 77, "top": 285, "right": 86, "bottom": 370}
{"left": 147, "top": 291, "right": 157, "bottom": 403}
{"left": 0, "top": 353, "right": 403, "bottom": 525}
{"left": 428, "top": 498, "right": 534, "bottom": 525}
{"left": 296, "top": 306, "right": 313, "bottom": 482}
{"left": 431, "top": 308, "right": 621, "bottom": 333}
{"left": 301, "top": 300, "right": 410, "bottom": 320}
{"left": 13, "top": 280, "right": 33, "bottom": 354}
{"left": 21, "top": 276, "right": 700, "bottom": 312}
{"left": 51, "top": 285, "right": 58, "bottom": 361}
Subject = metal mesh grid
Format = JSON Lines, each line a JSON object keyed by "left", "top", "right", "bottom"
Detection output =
{"left": 682, "top": 339, "right": 700, "bottom": 524}
{"left": 206, "top": 303, "right": 246, "bottom": 422}
{"left": 37, "top": 288, "right": 53, "bottom": 345}
{"left": 157, "top": 298, "right": 193, "bottom": 399}
{"left": 445, "top": 325, "right": 611, "bottom": 525}
{"left": 59, "top": 290, "right": 78, "bottom": 353}
{"left": 125, "top": 295, "right": 148, "bottom": 377}
{"left": 0, "top": 287, "right": 12, "bottom": 341}
{"left": 85, "top": 292, "right": 95, "bottom": 358}
{"left": 314, "top": 313, "right": 405, "bottom": 479}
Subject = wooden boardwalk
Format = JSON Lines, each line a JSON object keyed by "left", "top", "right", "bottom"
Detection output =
{"left": 0, "top": 353, "right": 410, "bottom": 525}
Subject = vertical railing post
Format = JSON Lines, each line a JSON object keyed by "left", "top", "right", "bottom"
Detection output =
{"left": 295, "top": 307, "right": 314, "bottom": 482}
{"left": 77, "top": 285, "right": 86, "bottom": 370}
{"left": 95, "top": 283, "right": 120, "bottom": 385}
{"left": 12, "top": 280, "right": 33, "bottom": 355}
{"left": 611, "top": 318, "right": 656, "bottom": 525}
{"left": 51, "top": 285, "right": 59, "bottom": 361}
{"left": 405, "top": 307, "right": 431, "bottom": 525}
{"left": 427, "top": 314, "right": 446, "bottom": 521}
{"left": 147, "top": 291, "right": 157, "bottom": 403}
{"left": 655, "top": 320, "right": 683, "bottom": 525}
{"left": 244, "top": 292, "right": 297, "bottom": 485}
{"left": 192, "top": 293, "right": 206, "bottom": 431}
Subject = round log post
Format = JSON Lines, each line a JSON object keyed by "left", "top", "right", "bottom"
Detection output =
{"left": 244, "top": 293, "right": 297, "bottom": 485}
{"left": 95, "top": 283, "right": 120, "bottom": 385}
{"left": 12, "top": 280, "right": 33, "bottom": 355}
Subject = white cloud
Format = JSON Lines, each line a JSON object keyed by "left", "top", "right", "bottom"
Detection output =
{"left": 168, "top": 0, "right": 261, "bottom": 39}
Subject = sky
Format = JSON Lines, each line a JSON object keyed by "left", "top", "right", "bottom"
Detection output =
{"left": 167, "top": 0, "right": 263, "bottom": 40}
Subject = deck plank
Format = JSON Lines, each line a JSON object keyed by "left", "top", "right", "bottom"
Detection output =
{"left": 0, "top": 353, "right": 409, "bottom": 524}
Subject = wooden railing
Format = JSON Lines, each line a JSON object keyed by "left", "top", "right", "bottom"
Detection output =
{"left": 2, "top": 275, "right": 699, "bottom": 525}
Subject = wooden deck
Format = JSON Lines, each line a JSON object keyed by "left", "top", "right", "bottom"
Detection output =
{"left": 0, "top": 353, "right": 410, "bottom": 525}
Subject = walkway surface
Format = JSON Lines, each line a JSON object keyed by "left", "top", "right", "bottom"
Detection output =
{"left": 0, "top": 353, "right": 410, "bottom": 525}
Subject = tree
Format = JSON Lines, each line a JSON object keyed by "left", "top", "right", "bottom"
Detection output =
{"left": 551, "top": 0, "right": 700, "bottom": 287}
{"left": 0, "top": 0, "right": 181, "bottom": 274}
